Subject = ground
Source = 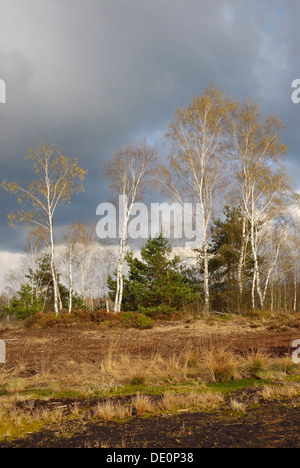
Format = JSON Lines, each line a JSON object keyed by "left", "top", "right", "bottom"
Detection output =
{"left": 0, "top": 313, "right": 299, "bottom": 448}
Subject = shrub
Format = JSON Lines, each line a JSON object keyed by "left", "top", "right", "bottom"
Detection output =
{"left": 25, "top": 309, "right": 120, "bottom": 328}
{"left": 90, "top": 310, "right": 119, "bottom": 325}
{"left": 137, "top": 305, "right": 178, "bottom": 319}
{"left": 120, "top": 312, "right": 135, "bottom": 327}
{"left": 119, "top": 312, "right": 153, "bottom": 329}
{"left": 136, "top": 313, "right": 153, "bottom": 329}
{"left": 4, "top": 285, "right": 42, "bottom": 320}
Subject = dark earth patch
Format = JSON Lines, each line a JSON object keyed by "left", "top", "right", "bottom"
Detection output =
{"left": 1, "top": 398, "right": 299, "bottom": 448}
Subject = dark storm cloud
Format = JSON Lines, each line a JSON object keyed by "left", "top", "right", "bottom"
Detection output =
{"left": 0, "top": 0, "right": 299, "bottom": 258}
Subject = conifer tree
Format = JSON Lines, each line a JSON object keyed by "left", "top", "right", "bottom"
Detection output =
{"left": 108, "top": 234, "right": 196, "bottom": 317}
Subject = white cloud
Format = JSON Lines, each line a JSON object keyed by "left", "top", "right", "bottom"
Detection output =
{"left": 0, "top": 251, "right": 25, "bottom": 291}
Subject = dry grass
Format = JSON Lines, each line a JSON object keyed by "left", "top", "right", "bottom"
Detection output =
{"left": 0, "top": 399, "right": 65, "bottom": 439}
{"left": 1, "top": 321, "right": 300, "bottom": 444}
{"left": 1, "top": 343, "right": 299, "bottom": 395}
{"left": 93, "top": 399, "right": 133, "bottom": 422}
{"left": 92, "top": 390, "right": 224, "bottom": 422}
{"left": 159, "top": 391, "right": 224, "bottom": 412}
{"left": 93, "top": 401, "right": 118, "bottom": 421}
{"left": 229, "top": 399, "right": 247, "bottom": 414}
{"left": 194, "top": 392, "right": 225, "bottom": 410}
{"left": 132, "top": 393, "right": 155, "bottom": 416}
{"left": 1, "top": 332, "right": 300, "bottom": 412}
{"left": 198, "top": 343, "right": 240, "bottom": 383}
{"left": 260, "top": 385, "right": 299, "bottom": 401}
{"left": 242, "top": 350, "right": 272, "bottom": 379}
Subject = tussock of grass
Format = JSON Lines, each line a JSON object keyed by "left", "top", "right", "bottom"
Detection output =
{"left": 159, "top": 391, "right": 224, "bottom": 412}
{"left": 242, "top": 350, "right": 272, "bottom": 379}
{"left": 229, "top": 399, "right": 247, "bottom": 414}
{"left": 198, "top": 344, "right": 240, "bottom": 383}
{"left": 260, "top": 385, "right": 299, "bottom": 401}
{"left": 132, "top": 393, "right": 155, "bottom": 416}
{"left": 93, "top": 400, "right": 133, "bottom": 421}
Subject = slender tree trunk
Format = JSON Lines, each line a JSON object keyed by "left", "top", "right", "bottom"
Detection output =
{"left": 249, "top": 190, "right": 264, "bottom": 310}
{"left": 81, "top": 264, "right": 85, "bottom": 304}
{"left": 262, "top": 245, "right": 280, "bottom": 306}
{"left": 58, "top": 286, "right": 63, "bottom": 311}
{"left": 49, "top": 216, "right": 59, "bottom": 315}
{"left": 284, "top": 277, "right": 287, "bottom": 311}
{"left": 89, "top": 284, "right": 94, "bottom": 311}
{"left": 68, "top": 246, "right": 73, "bottom": 314}
{"left": 114, "top": 196, "right": 131, "bottom": 314}
{"left": 31, "top": 263, "right": 35, "bottom": 305}
{"left": 294, "top": 268, "right": 297, "bottom": 312}
{"left": 294, "top": 250, "right": 297, "bottom": 312}
{"left": 200, "top": 201, "right": 210, "bottom": 316}
{"left": 203, "top": 243, "right": 210, "bottom": 315}
{"left": 119, "top": 270, "right": 124, "bottom": 312}
{"left": 114, "top": 236, "right": 126, "bottom": 313}
{"left": 271, "top": 276, "right": 274, "bottom": 312}
{"left": 237, "top": 215, "right": 247, "bottom": 311}
{"left": 252, "top": 269, "right": 256, "bottom": 310}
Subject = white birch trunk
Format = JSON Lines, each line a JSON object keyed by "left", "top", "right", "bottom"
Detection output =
{"left": 294, "top": 266, "right": 297, "bottom": 312}
{"left": 237, "top": 215, "right": 248, "bottom": 305}
{"left": 68, "top": 246, "right": 73, "bottom": 314}
{"left": 49, "top": 219, "right": 59, "bottom": 315}
{"left": 249, "top": 187, "right": 264, "bottom": 310}
{"left": 202, "top": 226, "right": 210, "bottom": 315}
{"left": 114, "top": 236, "right": 126, "bottom": 313}
{"left": 262, "top": 245, "right": 280, "bottom": 305}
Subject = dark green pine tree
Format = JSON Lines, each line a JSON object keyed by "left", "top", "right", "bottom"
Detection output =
{"left": 108, "top": 234, "right": 197, "bottom": 317}
{"left": 208, "top": 206, "right": 252, "bottom": 312}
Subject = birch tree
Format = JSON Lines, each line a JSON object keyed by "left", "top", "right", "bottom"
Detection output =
{"left": 290, "top": 195, "right": 300, "bottom": 312}
{"left": 103, "top": 141, "right": 157, "bottom": 313}
{"left": 2, "top": 143, "right": 87, "bottom": 315}
{"left": 229, "top": 101, "right": 289, "bottom": 309}
{"left": 158, "top": 85, "right": 232, "bottom": 314}
{"left": 62, "top": 223, "right": 82, "bottom": 313}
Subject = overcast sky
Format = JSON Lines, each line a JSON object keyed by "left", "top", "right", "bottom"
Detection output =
{"left": 0, "top": 0, "right": 300, "bottom": 287}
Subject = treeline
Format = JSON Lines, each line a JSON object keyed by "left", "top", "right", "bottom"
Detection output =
{"left": 1, "top": 85, "right": 300, "bottom": 319}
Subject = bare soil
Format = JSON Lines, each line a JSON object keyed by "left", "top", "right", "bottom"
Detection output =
{"left": 1, "top": 316, "right": 299, "bottom": 367}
